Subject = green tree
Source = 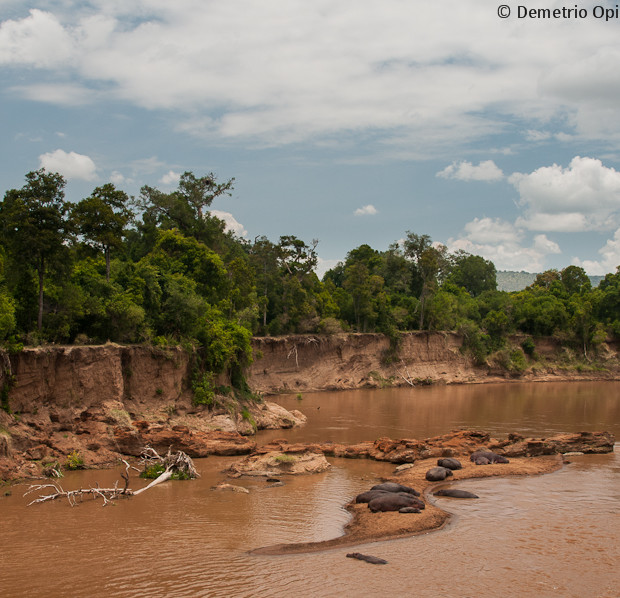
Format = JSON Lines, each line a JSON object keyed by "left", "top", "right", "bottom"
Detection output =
{"left": 0, "top": 169, "right": 70, "bottom": 332}
{"left": 560, "top": 265, "right": 591, "bottom": 295}
{"left": 72, "top": 183, "right": 133, "bottom": 281}
{"left": 448, "top": 251, "right": 497, "bottom": 297}
{"left": 403, "top": 232, "right": 449, "bottom": 329}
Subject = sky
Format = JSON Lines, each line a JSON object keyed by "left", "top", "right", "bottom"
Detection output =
{"left": 1, "top": 1, "right": 620, "bottom": 277}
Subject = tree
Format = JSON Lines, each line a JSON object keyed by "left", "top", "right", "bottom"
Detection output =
{"left": 0, "top": 170, "right": 70, "bottom": 331}
{"left": 403, "top": 232, "right": 449, "bottom": 329}
{"left": 138, "top": 171, "right": 234, "bottom": 244}
{"left": 560, "top": 265, "right": 591, "bottom": 295}
{"left": 448, "top": 252, "right": 497, "bottom": 297}
{"left": 72, "top": 183, "right": 133, "bottom": 281}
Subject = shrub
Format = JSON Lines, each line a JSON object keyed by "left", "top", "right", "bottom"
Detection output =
{"left": 65, "top": 450, "right": 84, "bottom": 470}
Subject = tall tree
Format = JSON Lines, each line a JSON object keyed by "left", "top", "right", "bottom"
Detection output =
{"left": 0, "top": 169, "right": 70, "bottom": 331}
{"left": 448, "top": 251, "right": 497, "bottom": 297}
{"left": 72, "top": 183, "right": 133, "bottom": 281}
{"left": 403, "top": 232, "right": 449, "bottom": 328}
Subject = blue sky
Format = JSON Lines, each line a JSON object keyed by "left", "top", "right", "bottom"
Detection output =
{"left": 2, "top": 0, "right": 620, "bottom": 276}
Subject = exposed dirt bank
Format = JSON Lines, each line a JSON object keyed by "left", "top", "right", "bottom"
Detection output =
{"left": 1, "top": 333, "right": 618, "bottom": 480}
{"left": 0, "top": 344, "right": 304, "bottom": 480}
{"left": 249, "top": 332, "right": 620, "bottom": 394}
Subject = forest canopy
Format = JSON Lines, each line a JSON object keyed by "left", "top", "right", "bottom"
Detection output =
{"left": 1, "top": 169, "right": 619, "bottom": 378}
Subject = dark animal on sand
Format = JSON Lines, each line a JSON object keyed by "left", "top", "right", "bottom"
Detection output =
{"left": 346, "top": 553, "right": 388, "bottom": 565}
{"left": 368, "top": 494, "right": 425, "bottom": 512}
{"left": 370, "top": 482, "right": 420, "bottom": 496}
{"left": 425, "top": 466, "right": 453, "bottom": 481}
{"left": 355, "top": 489, "right": 422, "bottom": 504}
{"left": 437, "top": 458, "right": 462, "bottom": 470}
{"left": 398, "top": 506, "right": 421, "bottom": 513}
{"left": 470, "top": 451, "right": 509, "bottom": 464}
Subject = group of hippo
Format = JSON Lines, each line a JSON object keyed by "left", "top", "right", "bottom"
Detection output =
{"left": 354, "top": 451, "right": 510, "bottom": 513}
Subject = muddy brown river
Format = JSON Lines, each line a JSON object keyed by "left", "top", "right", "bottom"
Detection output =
{"left": 1, "top": 381, "right": 618, "bottom": 597}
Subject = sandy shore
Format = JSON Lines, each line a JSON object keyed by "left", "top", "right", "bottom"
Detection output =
{"left": 249, "top": 453, "right": 563, "bottom": 555}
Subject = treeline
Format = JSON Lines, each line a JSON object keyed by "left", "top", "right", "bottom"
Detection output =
{"left": 1, "top": 169, "right": 619, "bottom": 377}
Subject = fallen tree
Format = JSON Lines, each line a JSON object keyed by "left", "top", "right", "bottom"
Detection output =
{"left": 24, "top": 446, "right": 199, "bottom": 506}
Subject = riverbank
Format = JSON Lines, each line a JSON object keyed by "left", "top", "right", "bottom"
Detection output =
{"left": 249, "top": 332, "right": 620, "bottom": 394}
{"left": 1, "top": 333, "right": 619, "bottom": 481}
{"left": 250, "top": 453, "right": 564, "bottom": 555}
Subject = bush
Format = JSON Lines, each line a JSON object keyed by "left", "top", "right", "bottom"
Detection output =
{"left": 192, "top": 372, "right": 215, "bottom": 407}
{"left": 65, "top": 450, "right": 84, "bottom": 470}
{"left": 521, "top": 337, "right": 537, "bottom": 357}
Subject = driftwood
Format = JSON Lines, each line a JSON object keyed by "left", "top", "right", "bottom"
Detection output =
{"left": 24, "top": 447, "right": 198, "bottom": 507}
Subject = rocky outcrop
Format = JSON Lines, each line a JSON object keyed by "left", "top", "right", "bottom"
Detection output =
{"left": 255, "top": 430, "right": 615, "bottom": 463}
{"left": 226, "top": 450, "right": 331, "bottom": 477}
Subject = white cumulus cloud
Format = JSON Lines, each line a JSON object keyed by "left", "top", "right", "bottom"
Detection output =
{"left": 354, "top": 204, "right": 378, "bottom": 216}
{"left": 38, "top": 149, "right": 97, "bottom": 181}
{"left": 210, "top": 210, "right": 247, "bottom": 238}
{"left": 2, "top": 2, "right": 620, "bottom": 151}
{"left": 159, "top": 170, "right": 180, "bottom": 186}
{"left": 510, "top": 156, "right": 620, "bottom": 232}
{"left": 436, "top": 160, "right": 504, "bottom": 182}
{"left": 448, "top": 218, "right": 562, "bottom": 272}
{"left": 573, "top": 227, "right": 620, "bottom": 275}
{"left": 0, "top": 9, "right": 74, "bottom": 68}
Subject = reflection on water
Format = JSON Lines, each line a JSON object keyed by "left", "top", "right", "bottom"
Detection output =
{"left": 0, "top": 381, "right": 618, "bottom": 598}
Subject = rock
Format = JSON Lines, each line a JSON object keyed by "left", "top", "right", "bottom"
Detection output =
{"left": 226, "top": 451, "right": 331, "bottom": 477}
{"left": 211, "top": 483, "right": 250, "bottom": 493}
{"left": 394, "top": 463, "right": 415, "bottom": 473}
{"left": 114, "top": 425, "right": 256, "bottom": 457}
{"left": 252, "top": 402, "right": 307, "bottom": 430}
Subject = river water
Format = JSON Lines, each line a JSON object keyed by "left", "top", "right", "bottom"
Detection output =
{"left": 1, "top": 381, "right": 618, "bottom": 597}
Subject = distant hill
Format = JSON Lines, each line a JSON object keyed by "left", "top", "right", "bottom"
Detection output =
{"left": 496, "top": 271, "right": 604, "bottom": 292}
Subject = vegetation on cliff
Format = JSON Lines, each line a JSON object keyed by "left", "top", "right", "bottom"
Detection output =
{"left": 0, "top": 169, "right": 619, "bottom": 384}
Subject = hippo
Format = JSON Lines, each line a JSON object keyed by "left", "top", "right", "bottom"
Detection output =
{"left": 346, "top": 552, "right": 388, "bottom": 565}
{"left": 356, "top": 489, "right": 423, "bottom": 504}
{"left": 368, "top": 494, "right": 425, "bottom": 512}
{"left": 370, "top": 482, "right": 420, "bottom": 497}
{"left": 425, "top": 466, "right": 453, "bottom": 482}
{"left": 470, "top": 451, "right": 509, "bottom": 464}
{"left": 437, "top": 458, "right": 462, "bottom": 470}
{"left": 433, "top": 489, "right": 479, "bottom": 499}
{"left": 398, "top": 506, "right": 421, "bottom": 514}
{"left": 473, "top": 456, "right": 490, "bottom": 465}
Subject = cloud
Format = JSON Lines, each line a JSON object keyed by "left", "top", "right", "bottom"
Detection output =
{"left": 209, "top": 210, "right": 247, "bottom": 237}
{"left": 2, "top": 3, "right": 620, "bottom": 151}
{"left": 573, "top": 228, "right": 620, "bottom": 275}
{"left": 510, "top": 156, "right": 620, "bottom": 232}
{"left": 315, "top": 257, "right": 341, "bottom": 278}
{"left": 354, "top": 204, "right": 378, "bottom": 216}
{"left": 159, "top": 170, "right": 180, "bottom": 186}
{"left": 448, "top": 217, "right": 561, "bottom": 272}
{"left": 38, "top": 149, "right": 97, "bottom": 181}
{"left": 436, "top": 160, "right": 503, "bottom": 182}
{"left": 0, "top": 9, "right": 74, "bottom": 67}
{"left": 110, "top": 171, "right": 126, "bottom": 185}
